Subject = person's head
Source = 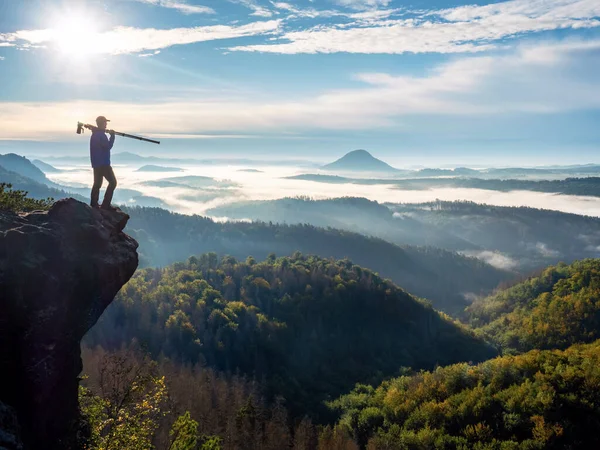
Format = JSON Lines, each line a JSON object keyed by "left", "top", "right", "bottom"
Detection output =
{"left": 95, "top": 116, "right": 110, "bottom": 131}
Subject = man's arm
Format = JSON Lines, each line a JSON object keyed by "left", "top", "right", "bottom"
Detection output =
{"left": 98, "top": 131, "right": 115, "bottom": 151}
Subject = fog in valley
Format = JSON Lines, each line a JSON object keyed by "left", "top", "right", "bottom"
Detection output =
{"left": 43, "top": 160, "right": 600, "bottom": 217}
{"left": 20, "top": 152, "right": 596, "bottom": 276}
{"left": 3, "top": 147, "right": 600, "bottom": 299}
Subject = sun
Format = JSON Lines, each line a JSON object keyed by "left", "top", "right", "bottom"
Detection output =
{"left": 51, "top": 13, "right": 102, "bottom": 59}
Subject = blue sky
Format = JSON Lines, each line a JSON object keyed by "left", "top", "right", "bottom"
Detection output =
{"left": 0, "top": 0, "right": 599, "bottom": 165}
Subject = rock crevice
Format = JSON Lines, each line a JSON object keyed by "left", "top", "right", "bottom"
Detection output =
{"left": 0, "top": 199, "right": 138, "bottom": 449}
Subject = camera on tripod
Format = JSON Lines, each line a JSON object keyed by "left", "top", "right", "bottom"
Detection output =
{"left": 75, "top": 121, "right": 160, "bottom": 145}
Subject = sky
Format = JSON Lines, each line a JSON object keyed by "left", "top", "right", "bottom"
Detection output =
{"left": 1, "top": 0, "right": 599, "bottom": 166}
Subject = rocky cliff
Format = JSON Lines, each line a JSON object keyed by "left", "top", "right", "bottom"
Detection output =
{"left": 0, "top": 199, "right": 138, "bottom": 449}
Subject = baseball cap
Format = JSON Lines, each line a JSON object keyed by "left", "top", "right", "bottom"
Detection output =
{"left": 96, "top": 116, "right": 110, "bottom": 125}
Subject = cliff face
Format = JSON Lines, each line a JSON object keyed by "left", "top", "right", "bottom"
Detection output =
{"left": 0, "top": 199, "right": 139, "bottom": 449}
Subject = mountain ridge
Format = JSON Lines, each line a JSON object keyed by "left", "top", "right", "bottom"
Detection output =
{"left": 0, "top": 153, "right": 55, "bottom": 185}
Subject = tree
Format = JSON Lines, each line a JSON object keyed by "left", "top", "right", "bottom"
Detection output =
{"left": 79, "top": 348, "right": 169, "bottom": 450}
{"left": 0, "top": 183, "right": 53, "bottom": 212}
{"left": 169, "top": 412, "right": 198, "bottom": 450}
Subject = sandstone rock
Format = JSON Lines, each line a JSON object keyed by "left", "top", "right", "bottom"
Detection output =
{"left": 0, "top": 401, "right": 23, "bottom": 450}
{"left": 0, "top": 199, "right": 138, "bottom": 449}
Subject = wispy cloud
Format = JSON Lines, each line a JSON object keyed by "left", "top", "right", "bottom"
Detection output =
{"left": 3, "top": 0, "right": 597, "bottom": 56}
{"left": 333, "top": 0, "right": 392, "bottom": 10}
{"left": 134, "top": 0, "right": 215, "bottom": 14}
{"left": 459, "top": 250, "right": 519, "bottom": 270}
{"left": 270, "top": 1, "right": 396, "bottom": 21}
{"left": 231, "top": 0, "right": 600, "bottom": 54}
{"left": 229, "top": 0, "right": 273, "bottom": 17}
{"left": 0, "top": 40, "right": 598, "bottom": 139}
{"left": 138, "top": 50, "right": 162, "bottom": 57}
{"left": 0, "top": 33, "right": 16, "bottom": 47}
{"left": 1, "top": 21, "right": 281, "bottom": 55}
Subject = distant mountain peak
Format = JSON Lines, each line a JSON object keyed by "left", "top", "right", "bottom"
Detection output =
{"left": 322, "top": 149, "right": 398, "bottom": 172}
{"left": 347, "top": 149, "right": 371, "bottom": 156}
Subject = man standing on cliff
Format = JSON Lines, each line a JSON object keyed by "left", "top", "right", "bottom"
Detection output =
{"left": 90, "top": 116, "right": 117, "bottom": 210}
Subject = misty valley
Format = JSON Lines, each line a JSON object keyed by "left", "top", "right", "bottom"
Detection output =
{"left": 3, "top": 148, "right": 600, "bottom": 449}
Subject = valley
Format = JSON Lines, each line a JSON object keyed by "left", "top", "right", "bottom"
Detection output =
{"left": 2, "top": 149, "right": 600, "bottom": 449}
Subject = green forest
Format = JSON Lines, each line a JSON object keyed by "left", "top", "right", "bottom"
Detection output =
{"left": 85, "top": 253, "right": 495, "bottom": 420}
{"left": 468, "top": 259, "right": 600, "bottom": 354}
{"left": 330, "top": 341, "right": 600, "bottom": 449}
{"left": 80, "top": 256, "right": 600, "bottom": 450}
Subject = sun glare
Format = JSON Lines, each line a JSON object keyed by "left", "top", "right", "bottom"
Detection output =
{"left": 52, "top": 13, "right": 102, "bottom": 59}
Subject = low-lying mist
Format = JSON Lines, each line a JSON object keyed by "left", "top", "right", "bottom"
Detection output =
{"left": 46, "top": 162, "right": 600, "bottom": 218}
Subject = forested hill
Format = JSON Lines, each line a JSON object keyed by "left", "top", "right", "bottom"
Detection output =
{"left": 330, "top": 340, "right": 600, "bottom": 449}
{"left": 0, "top": 166, "right": 86, "bottom": 203}
{"left": 0, "top": 153, "right": 53, "bottom": 185}
{"left": 390, "top": 201, "right": 600, "bottom": 270}
{"left": 85, "top": 253, "right": 496, "bottom": 419}
{"left": 322, "top": 259, "right": 600, "bottom": 448}
{"left": 467, "top": 259, "right": 600, "bottom": 354}
{"left": 124, "top": 206, "right": 512, "bottom": 315}
{"left": 206, "top": 197, "right": 475, "bottom": 251}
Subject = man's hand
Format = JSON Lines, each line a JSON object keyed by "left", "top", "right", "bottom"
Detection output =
{"left": 108, "top": 129, "right": 115, "bottom": 138}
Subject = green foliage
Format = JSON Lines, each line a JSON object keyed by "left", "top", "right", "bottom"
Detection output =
{"left": 85, "top": 253, "right": 495, "bottom": 420}
{"left": 0, "top": 182, "right": 53, "bottom": 212}
{"left": 79, "top": 351, "right": 169, "bottom": 450}
{"left": 331, "top": 341, "right": 600, "bottom": 449}
{"left": 468, "top": 259, "right": 600, "bottom": 353}
{"left": 169, "top": 412, "right": 198, "bottom": 450}
{"left": 199, "top": 436, "right": 222, "bottom": 450}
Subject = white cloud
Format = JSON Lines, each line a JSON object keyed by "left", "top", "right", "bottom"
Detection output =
{"left": 0, "top": 40, "right": 598, "bottom": 139}
{"left": 134, "top": 0, "right": 215, "bottom": 14}
{"left": 459, "top": 250, "right": 519, "bottom": 270}
{"left": 333, "top": 0, "right": 392, "bottom": 10}
{"left": 3, "top": 0, "right": 598, "bottom": 57}
{"left": 533, "top": 242, "right": 562, "bottom": 257}
{"left": 229, "top": 0, "right": 273, "bottom": 17}
{"left": 0, "top": 56, "right": 4, "bottom": 60}
{"left": 0, "top": 33, "right": 16, "bottom": 47}
{"left": 2, "top": 21, "right": 281, "bottom": 55}
{"left": 271, "top": 2, "right": 337, "bottom": 18}
{"left": 270, "top": 1, "right": 397, "bottom": 21}
{"left": 138, "top": 50, "right": 162, "bottom": 57}
{"left": 230, "top": 0, "right": 600, "bottom": 54}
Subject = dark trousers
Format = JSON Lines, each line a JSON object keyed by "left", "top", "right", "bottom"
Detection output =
{"left": 91, "top": 165, "right": 117, "bottom": 207}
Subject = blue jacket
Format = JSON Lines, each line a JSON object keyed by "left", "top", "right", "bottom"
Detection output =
{"left": 90, "top": 130, "right": 115, "bottom": 168}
